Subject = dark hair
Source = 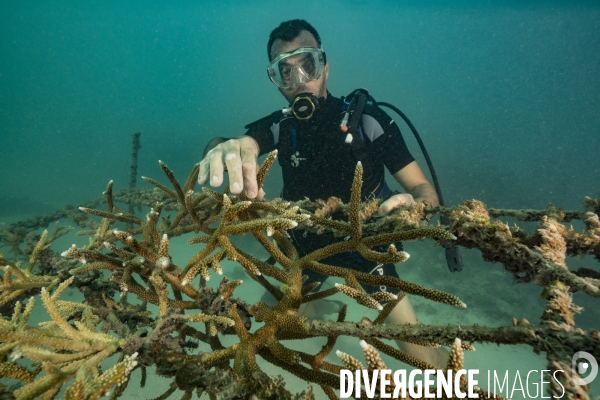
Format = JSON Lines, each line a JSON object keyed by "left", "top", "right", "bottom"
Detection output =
{"left": 267, "top": 19, "right": 322, "bottom": 61}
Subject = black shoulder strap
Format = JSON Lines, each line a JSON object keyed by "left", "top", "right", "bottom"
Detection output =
{"left": 343, "top": 89, "right": 370, "bottom": 161}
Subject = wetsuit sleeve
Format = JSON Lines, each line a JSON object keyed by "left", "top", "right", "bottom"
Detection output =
{"left": 362, "top": 107, "right": 415, "bottom": 174}
{"left": 244, "top": 112, "right": 280, "bottom": 157}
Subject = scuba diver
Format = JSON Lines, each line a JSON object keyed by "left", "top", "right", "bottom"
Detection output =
{"left": 198, "top": 19, "right": 449, "bottom": 368}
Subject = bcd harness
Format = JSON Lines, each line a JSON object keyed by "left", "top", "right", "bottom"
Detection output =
{"left": 271, "top": 90, "right": 392, "bottom": 201}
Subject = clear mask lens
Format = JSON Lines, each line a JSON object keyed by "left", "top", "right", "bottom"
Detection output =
{"left": 268, "top": 47, "right": 325, "bottom": 89}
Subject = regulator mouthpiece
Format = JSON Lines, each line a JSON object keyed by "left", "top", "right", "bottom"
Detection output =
{"left": 282, "top": 93, "right": 321, "bottom": 120}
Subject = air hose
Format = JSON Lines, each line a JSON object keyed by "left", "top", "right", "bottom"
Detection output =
{"left": 344, "top": 90, "right": 463, "bottom": 272}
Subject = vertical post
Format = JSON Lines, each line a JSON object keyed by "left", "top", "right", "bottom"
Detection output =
{"left": 129, "top": 132, "right": 141, "bottom": 216}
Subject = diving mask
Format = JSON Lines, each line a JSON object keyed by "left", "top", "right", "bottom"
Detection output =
{"left": 267, "top": 47, "right": 326, "bottom": 89}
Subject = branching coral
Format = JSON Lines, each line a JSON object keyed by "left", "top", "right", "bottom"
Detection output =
{"left": 0, "top": 155, "right": 598, "bottom": 399}
{"left": 0, "top": 278, "right": 135, "bottom": 400}
{"left": 0, "top": 227, "right": 67, "bottom": 309}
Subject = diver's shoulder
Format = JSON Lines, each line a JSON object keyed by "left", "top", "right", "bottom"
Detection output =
{"left": 363, "top": 102, "right": 394, "bottom": 125}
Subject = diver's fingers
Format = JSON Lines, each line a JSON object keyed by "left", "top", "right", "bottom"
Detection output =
{"left": 240, "top": 145, "right": 259, "bottom": 199}
{"left": 377, "top": 193, "right": 415, "bottom": 216}
{"left": 256, "top": 188, "right": 266, "bottom": 200}
{"left": 225, "top": 148, "right": 244, "bottom": 194}
{"left": 197, "top": 156, "right": 210, "bottom": 184}
{"left": 207, "top": 148, "right": 225, "bottom": 187}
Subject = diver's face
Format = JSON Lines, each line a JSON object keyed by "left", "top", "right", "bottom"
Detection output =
{"left": 270, "top": 30, "right": 329, "bottom": 104}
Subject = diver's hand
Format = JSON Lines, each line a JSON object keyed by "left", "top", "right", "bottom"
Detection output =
{"left": 377, "top": 193, "right": 415, "bottom": 216}
{"left": 197, "top": 136, "right": 264, "bottom": 199}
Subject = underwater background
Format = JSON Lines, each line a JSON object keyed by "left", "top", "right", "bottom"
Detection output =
{"left": 1, "top": 1, "right": 599, "bottom": 399}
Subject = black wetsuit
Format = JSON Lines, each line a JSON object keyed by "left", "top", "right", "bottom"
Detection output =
{"left": 245, "top": 92, "right": 415, "bottom": 294}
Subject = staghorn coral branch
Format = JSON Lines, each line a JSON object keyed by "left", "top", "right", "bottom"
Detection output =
{"left": 336, "top": 350, "right": 365, "bottom": 371}
{"left": 301, "top": 286, "right": 338, "bottom": 304}
{"left": 334, "top": 283, "right": 383, "bottom": 310}
{"left": 184, "top": 189, "right": 204, "bottom": 228}
{"left": 142, "top": 176, "right": 178, "bottom": 200}
{"left": 104, "top": 180, "right": 115, "bottom": 213}
{"left": 349, "top": 162, "right": 363, "bottom": 240}
{"left": 183, "top": 162, "right": 199, "bottom": 195}
{"left": 369, "top": 337, "right": 436, "bottom": 371}
{"left": 65, "top": 352, "right": 138, "bottom": 400}
{"left": 257, "top": 345, "right": 340, "bottom": 389}
{"left": 221, "top": 217, "right": 299, "bottom": 236}
{"left": 0, "top": 361, "right": 36, "bottom": 383}
{"left": 79, "top": 207, "right": 142, "bottom": 225}
{"left": 249, "top": 230, "right": 293, "bottom": 269}
{"left": 158, "top": 161, "right": 186, "bottom": 205}
{"left": 256, "top": 150, "right": 278, "bottom": 189}
{"left": 69, "top": 261, "right": 121, "bottom": 275}
{"left": 39, "top": 279, "right": 86, "bottom": 342}
{"left": 26, "top": 230, "right": 49, "bottom": 272}
{"left": 355, "top": 242, "right": 408, "bottom": 264}
{"left": 115, "top": 277, "right": 197, "bottom": 309}
{"left": 306, "top": 260, "right": 465, "bottom": 308}
{"left": 20, "top": 346, "right": 99, "bottom": 365}
{"left": 235, "top": 249, "right": 290, "bottom": 283}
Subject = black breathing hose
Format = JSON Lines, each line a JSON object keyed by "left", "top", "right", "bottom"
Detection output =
{"left": 376, "top": 102, "right": 446, "bottom": 206}
{"left": 374, "top": 98, "right": 464, "bottom": 272}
